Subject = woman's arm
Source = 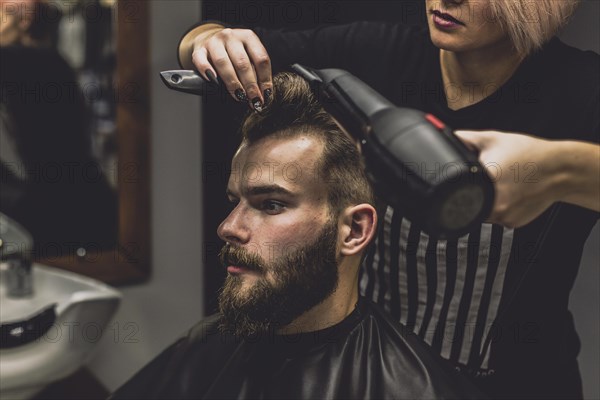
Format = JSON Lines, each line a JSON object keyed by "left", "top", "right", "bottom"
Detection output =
{"left": 176, "top": 21, "right": 410, "bottom": 110}
{"left": 455, "top": 130, "right": 600, "bottom": 228}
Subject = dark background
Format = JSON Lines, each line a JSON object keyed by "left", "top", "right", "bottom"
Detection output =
{"left": 201, "top": 0, "right": 427, "bottom": 314}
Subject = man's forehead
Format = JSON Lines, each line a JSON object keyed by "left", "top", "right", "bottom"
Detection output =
{"left": 228, "top": 135, "right": 323, "bottom": 189}
{"left": 236, "top": 135, "right": 322, "bottom": 160}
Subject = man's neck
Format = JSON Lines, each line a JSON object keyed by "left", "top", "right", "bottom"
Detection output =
{"left": 440, "top": 40, "right": 524, "bottom": 111}
{"left": 277, "top": 264, "right": 360, "bottom": 335}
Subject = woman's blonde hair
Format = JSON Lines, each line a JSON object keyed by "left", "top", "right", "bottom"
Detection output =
{"left": 490, "top": 0, "right": 580, "bottom": 55}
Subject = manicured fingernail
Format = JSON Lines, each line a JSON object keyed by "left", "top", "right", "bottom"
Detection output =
{"left": 251, "top": 97, "right": 263, "bottom": 112}
{"left": 205, "top": 70, "right": 218, "bottom": 84}
{"left": 234, "top": 89, "right": 247, "bottom": 102}
{"left": 263, "top": 88, "right": 272, "bottom": 102}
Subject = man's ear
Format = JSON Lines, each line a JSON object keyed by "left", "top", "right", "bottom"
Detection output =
{"left": 339, "top": 204, "right": 377, "bottom": 256}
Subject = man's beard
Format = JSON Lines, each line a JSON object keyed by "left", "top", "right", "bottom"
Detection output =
{"left": 217, "top": 219, "right": 339, "bottom": 337}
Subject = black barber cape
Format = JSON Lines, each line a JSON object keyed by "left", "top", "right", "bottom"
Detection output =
{"left": 110, "top": 297, "right": 484, "bottom": 399}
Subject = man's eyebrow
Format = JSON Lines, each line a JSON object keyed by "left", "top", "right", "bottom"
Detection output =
{"left": 247, "top": 184, "right": 296, "bottom": 196}
{"left": 226, "top": 185, "right": 295, "bottom": 197}
{"left": 244, "top": 184, "right": 294, "bottom": 196}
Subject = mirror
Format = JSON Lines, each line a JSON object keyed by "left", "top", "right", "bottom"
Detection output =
{"left": 0, "top": 0, "right": 150, "bottom": 284}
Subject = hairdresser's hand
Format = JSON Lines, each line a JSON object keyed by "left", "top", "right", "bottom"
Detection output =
{"left": 179, "top": 23, "right": 273, "bottom": 111}
{"left": 454, "top": 130, "right": 600, "bottom": 228}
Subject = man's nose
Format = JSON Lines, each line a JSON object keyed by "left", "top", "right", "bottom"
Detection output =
{"left": 217, "top": 206, "right": 251, "bottom": 245}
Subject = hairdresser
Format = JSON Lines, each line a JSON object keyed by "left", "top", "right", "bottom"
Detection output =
{"left": 178, "top": 1, "right": 599, "bottom": 398}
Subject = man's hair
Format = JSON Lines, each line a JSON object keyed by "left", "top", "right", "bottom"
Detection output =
{"left": 240, "top": 72, "right": 374, "bottom": 215}
{"left": 490, "top": 0, "right": 579, "bottom": 55}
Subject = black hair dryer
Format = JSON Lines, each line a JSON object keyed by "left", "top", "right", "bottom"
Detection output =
{"left": 291, "top": 64, "right": 494, "bottom": 238}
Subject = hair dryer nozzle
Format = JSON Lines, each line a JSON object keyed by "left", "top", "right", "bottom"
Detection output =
{"left": 290, "top": 64, "right": 323, "bottom": 85}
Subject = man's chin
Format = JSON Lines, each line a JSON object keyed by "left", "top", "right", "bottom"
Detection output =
{"left": 218, "top": 276, "right": 287, "bottom": 337}
{"left": 226, "top": 271, "right": 265, "bottom": 292}
{"left": 232, "top": 280, "right": 259, "bottom": 301}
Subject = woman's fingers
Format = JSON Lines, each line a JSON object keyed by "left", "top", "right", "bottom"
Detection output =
{"left": 205, "top": 34, "right": 248, "bottom": 102}
{"left": 191, "top": 46, "right": 218, "bottom": 84}
{"left": 192, "top": 28, "right": 273, "bottom": 109}
{"left": 244, "top": 33, "right": 273, "bottom": 102}
{"left": 454, "top": 130, "right": 493, "bottom": 152}
{"left": 225, "top": 39, "right": 262, "bottom": 109}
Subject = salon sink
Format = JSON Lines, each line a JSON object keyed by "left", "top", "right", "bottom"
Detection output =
{"left": 0, "top": 263, "right": 121, "bottom": 400}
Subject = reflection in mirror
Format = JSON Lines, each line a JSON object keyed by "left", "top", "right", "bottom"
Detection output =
{"left": 0, "top": 0, "right": 118, "bottom": 259}
{"left": 57, "top": 0, "right": 118, "bottom": 188}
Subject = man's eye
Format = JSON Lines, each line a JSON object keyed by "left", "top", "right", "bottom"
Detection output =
{"left": 226, "top": 198, "right": 239, "bottom": 211}
{"left": 262, "top": 200, "right": 285, "bottom": 214}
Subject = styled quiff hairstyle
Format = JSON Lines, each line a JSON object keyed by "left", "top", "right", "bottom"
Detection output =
{"left": 490, "top": 0, "right": 580, "bottom": 55}
{"left": 240, "top": 72, "right": 374, "bottom": 214}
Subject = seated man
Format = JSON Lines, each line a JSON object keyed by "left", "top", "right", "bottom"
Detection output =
{"left": 110, "top": 72, "right": 482, "bottom": 399}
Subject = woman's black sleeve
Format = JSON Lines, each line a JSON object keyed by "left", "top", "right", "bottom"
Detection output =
{"left": 252, "top": 21, "right": 417, "bottom": 81}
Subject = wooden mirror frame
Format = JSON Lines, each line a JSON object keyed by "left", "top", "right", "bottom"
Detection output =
{"left": 39, "top": 0, "right": 151, "bottom": 285}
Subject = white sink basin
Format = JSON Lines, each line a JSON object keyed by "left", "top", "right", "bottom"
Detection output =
{"left": 0, "top": 263, "right": 121, "bottom": 400}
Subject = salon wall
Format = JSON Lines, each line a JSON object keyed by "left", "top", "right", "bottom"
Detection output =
{"left": 559, "top": 2, "right": 600, "bottom": 399}
{"left": 87, "top": 0, "right": 204, "bottom": 392}
{"left": 85, "top": 0, "right": 599, "bottom": 397}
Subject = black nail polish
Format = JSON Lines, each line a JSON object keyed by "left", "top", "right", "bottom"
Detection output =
{"left": 235, "top": 89, "right": 247, "bottom": 102}
{"left": 263, "top": 88, "right": 272, "bottom": 102}
{"left": 251, "top": 97, "right": 263, "bottom": 112}
{"left": 205, "top": 70, "right": 218, "bottom": 84}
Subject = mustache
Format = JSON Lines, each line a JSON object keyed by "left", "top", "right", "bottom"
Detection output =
{"left": 218, "top": 244, "right": 265, "bottom": 272}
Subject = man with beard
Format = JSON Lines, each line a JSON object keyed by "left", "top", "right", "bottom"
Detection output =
{"left": 110, "top": 72, "right": 482, "bottom": 400}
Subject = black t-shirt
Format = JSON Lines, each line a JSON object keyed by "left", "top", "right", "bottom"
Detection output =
{"left": 110, "top": 297, "right": 484, "bottom": 399}
{"left": 250, "top": 22, "right": 599, "bottom": 398}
